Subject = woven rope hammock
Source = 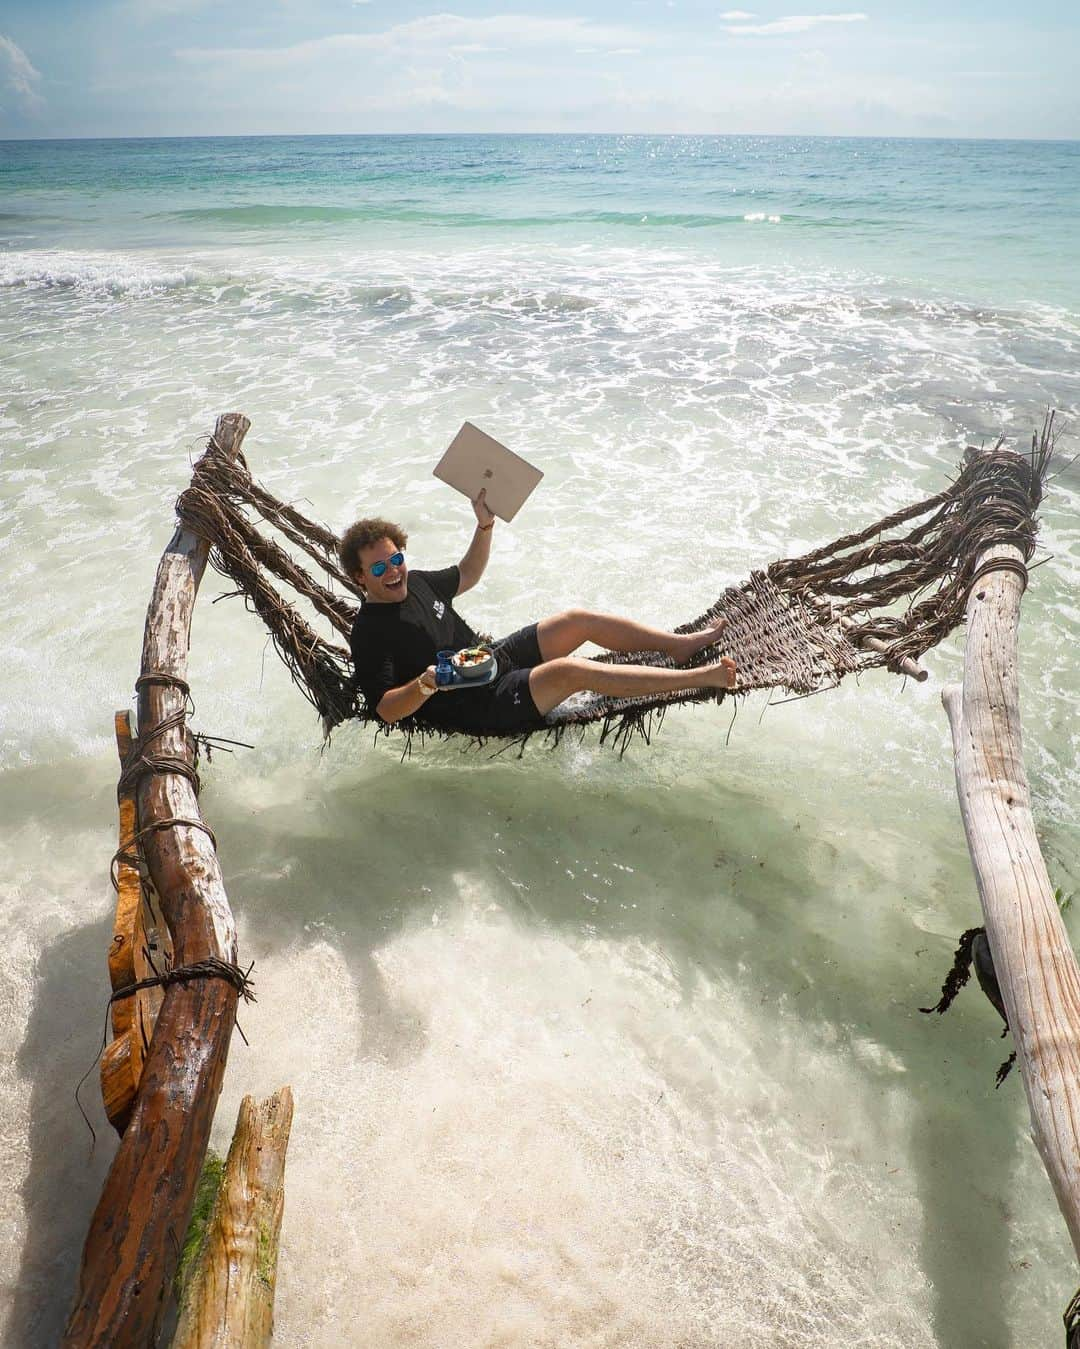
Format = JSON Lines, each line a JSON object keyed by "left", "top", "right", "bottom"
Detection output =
{"left": 175, "top": 430, "right": 1050, "bottom": 751}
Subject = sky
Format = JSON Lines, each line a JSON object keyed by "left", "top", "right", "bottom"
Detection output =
{"left": 0, "top": 1, "right": 1077, "bottom": 140}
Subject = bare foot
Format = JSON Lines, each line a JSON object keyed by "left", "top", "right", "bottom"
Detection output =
{"left": 673, "top": 616, "right": 728, "bottom": 663}
{"left": 699, "top": 657, "right": 737, "bottom": 690}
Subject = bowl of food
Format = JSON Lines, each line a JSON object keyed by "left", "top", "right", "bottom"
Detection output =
{"left": 451, "top": 646, "right": 494, "bottom": 680}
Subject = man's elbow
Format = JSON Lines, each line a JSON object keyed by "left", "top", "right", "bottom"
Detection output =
{"left": 375, "top": 696, "right": 398, "bottom": 725}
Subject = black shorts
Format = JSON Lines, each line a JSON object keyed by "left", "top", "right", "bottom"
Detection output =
{"left": 421, "top": 622, "right": 546, "bottom": 736}
{"left": 485, "top": 622, "right": 545, "bottom": 732}
{"left": 491, "top": 622, "right": 544, "bottom": 674}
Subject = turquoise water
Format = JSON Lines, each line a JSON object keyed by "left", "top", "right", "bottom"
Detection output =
{"left": 1, "top": 135, "right": 1079, "bottom": 1347}
{"left": 3, "top": 135, "right": 1080, "bottom": 309}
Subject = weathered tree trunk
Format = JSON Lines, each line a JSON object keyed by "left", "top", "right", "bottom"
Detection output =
{"left": 64, "top": 413, "right": 251, "bottom": 1347}
{"left": 173, "top": 1088, "right": 295, "bottom": 1349}
{"left": 943, "top": 539, "right": 1080, "bottom": 1262}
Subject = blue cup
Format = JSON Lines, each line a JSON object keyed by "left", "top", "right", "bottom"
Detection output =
{"left": 435, "top": 650, "right": 455, "bottom": 687}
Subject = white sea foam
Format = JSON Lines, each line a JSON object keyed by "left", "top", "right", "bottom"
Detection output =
{"left": 0, "top": 250, "right": 203, "bottom": 295}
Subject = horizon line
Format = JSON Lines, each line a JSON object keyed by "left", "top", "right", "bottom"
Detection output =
{"left": 2, "top": 130, "right": 1079, "bottom": 146}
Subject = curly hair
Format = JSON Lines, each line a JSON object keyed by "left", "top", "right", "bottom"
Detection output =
{"left": 339, "top": 517, "right": 409, "bottom": 583}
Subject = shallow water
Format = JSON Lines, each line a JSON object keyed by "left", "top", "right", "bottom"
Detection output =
{"left": 1, "top": 134, "right": 1079, "bottom": 1347}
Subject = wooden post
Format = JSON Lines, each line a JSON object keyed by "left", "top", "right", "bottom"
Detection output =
{"left": 943, "top": 537, "right": 1080, "bottom": 1262}
{"left": 101, "top": 710, "right": 175, "bottom": 1133}
{"left": 172, "top": 1088, "right": 294, "bottom": 1349}
{"left": 64, "top": 413, "right": 252, "bottom": 1347}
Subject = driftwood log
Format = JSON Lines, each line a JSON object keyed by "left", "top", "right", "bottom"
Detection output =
{"left": 173, "top": 1088, "right": 294, "bottom": 1349}
{"left": 64, "top": 413, "right": 251, "bottom": 1347}
{"left": 943, "top": 537, "right": 1080, "bottom": 1261}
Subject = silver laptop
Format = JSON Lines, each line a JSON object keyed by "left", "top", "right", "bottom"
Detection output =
{"left": 433, "top": 422, "right": 543, "bottom": 523}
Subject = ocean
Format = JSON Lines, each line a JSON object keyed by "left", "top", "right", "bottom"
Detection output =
{"left": 1, "top": 133, "right": 1079, "bottom": 1347}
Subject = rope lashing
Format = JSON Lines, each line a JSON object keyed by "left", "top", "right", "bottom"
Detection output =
{"left": 115, "top": 671, "right": 217, "bottom": 882}
{"left": 119, "top": 668, "right": 212, "bottom": 796}
{"left": 110, "top": 816, "right": 219, "bottom": 891}
{"left": 75, "top": 957, "right": 255, "bottom": 1147}
{"left": 135, "top": 671, "right": 192, "bottom": 698}
{"left": 108, "top": 956, "right": 255, "bottom": 1008}
{"left": 967, "top": 555, "right": 1030, "bottom": 596}
{"left": 117, "top": 705, "right": 200, "bottom": 795}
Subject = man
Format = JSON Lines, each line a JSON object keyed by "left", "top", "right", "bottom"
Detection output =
{"left": 342, "top": 490, "right": 737, "bottom": 737}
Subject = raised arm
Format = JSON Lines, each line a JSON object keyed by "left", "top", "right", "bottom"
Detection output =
{"left": 456, "top": 489, "right": 496, "bottom": 596}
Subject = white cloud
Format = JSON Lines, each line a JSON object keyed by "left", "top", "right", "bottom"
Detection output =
{"left": 0, "top": 34, "right": 44, "bottom": 116}
{"left": 725, "top": 12, "right": 867, "bottom": 36}
{"left": 177, "top": 14, "right": 651, "bottom": 69}
{"left": 718, "top": 10, "right": 756, "bottom": 18}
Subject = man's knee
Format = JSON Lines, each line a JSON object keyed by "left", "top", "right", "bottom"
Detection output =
{"left": 543, "top": 655, "right": 585, "bottom": 680}
{"left": 550, "top": 607, "right": 592, "bottom": 630}
{"left": 528, "top": 656, "right": 589, "bottom": 714}
{"left": 537, "top": 610, "right": 595, "bottom": 661}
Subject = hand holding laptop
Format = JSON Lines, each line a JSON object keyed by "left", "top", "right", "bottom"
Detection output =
{"left": 472, "top": 487, "right": 496, "bottom": 529}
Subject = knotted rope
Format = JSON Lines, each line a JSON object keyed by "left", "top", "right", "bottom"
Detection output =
{"left": 115, "top": 669, "right": 221, "bottom": 876}
{"left": 76, "top": 958, "right": 256, "bottom": 1148}
{"left": 110, "top": 816, "right": 218, "bottom": 890}
{"left": 119, "top": 669, "right": 203, "bottom": 797}
{"left": 108, "top": 956, "right": 255, "bottom": 1008}
{"left": 967, "top": 555, "right": 1030, "bottom": 595}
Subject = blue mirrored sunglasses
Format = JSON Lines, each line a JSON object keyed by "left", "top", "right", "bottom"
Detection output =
{"left": 368, "top": 551, "right": 405, "bottom": 578}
